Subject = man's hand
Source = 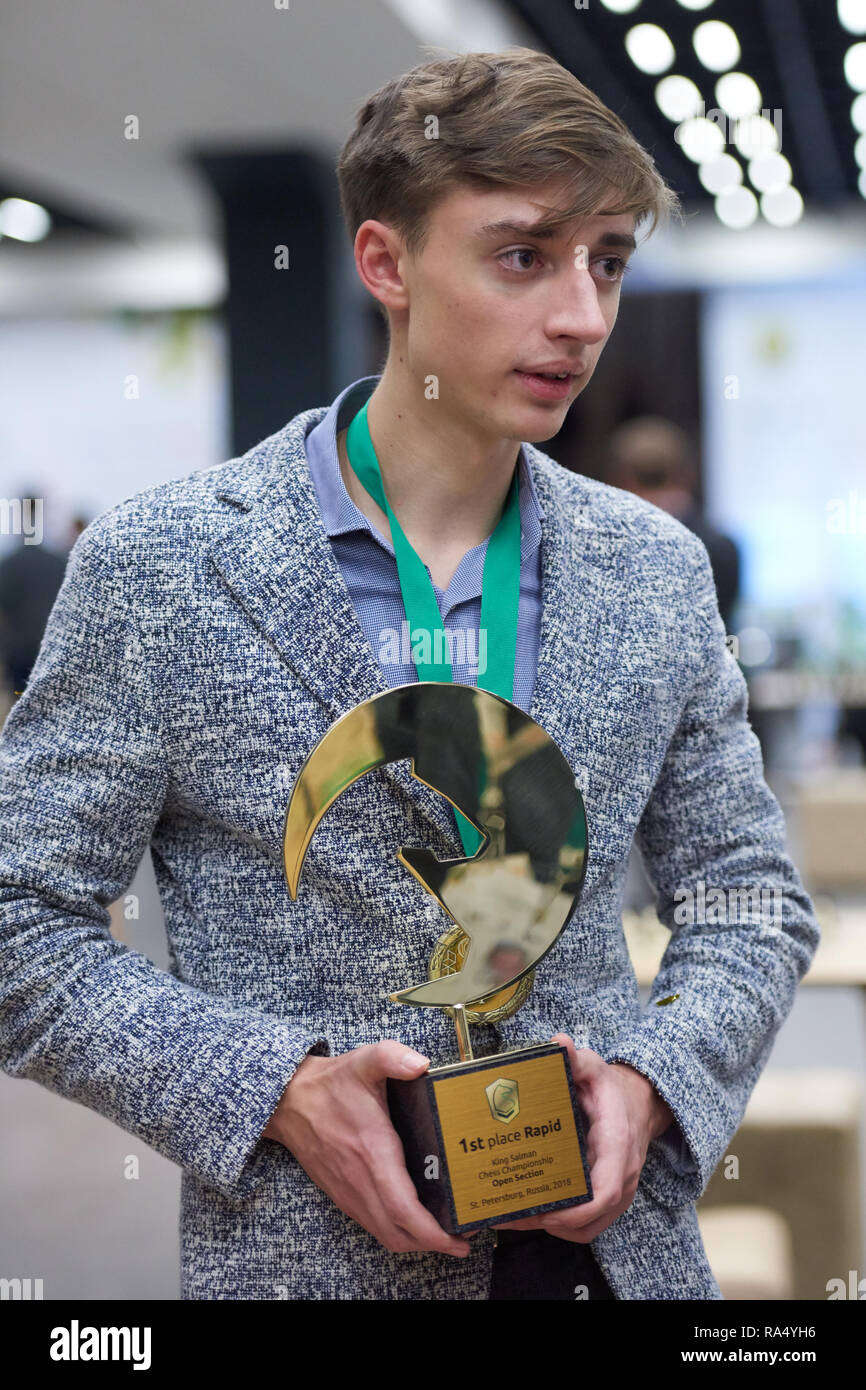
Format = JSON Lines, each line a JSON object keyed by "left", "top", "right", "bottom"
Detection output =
{"left": 263, "top": 1040, "right": 473, "bottom": 1258}
{"left": 493, "top": 1033, "right": 675, "bottom": 1244}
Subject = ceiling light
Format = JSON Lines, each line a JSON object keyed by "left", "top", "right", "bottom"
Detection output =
{"left": 677, "top": 0, "right": 715, "bottom": 9}
{"left": 760, "top": 186, "right": 804, "bottom": 226}
{"left": 748, "top": 152, "right": 792, "bottom": 192}
{"left": 599, "top": 0, "right": 642, "bottom": 11}
{"left": 855, "top": 132, "right": 866, "bottom": 166}
{"left": 859, "top": 167, "right": 866, "bottom": 197}
{"left": 698, "top": 153, "right": 743, "bottom": 194}
{"left": 0, "top": 197, "right": 52, "bottom": 242}
{"left": 693, "top": 20, "right": 741, "bottom": 72}
{"left": 733, "top": 113, "right": 781, "bottom": 158}
{"left": 852, "top": 92, "right": 866, "bottom": 130}
{"left": 625, "top": 23, "right": 675, "bottom": 74}
{"left": 838, "top": 0, "right": 866, "bottom": 35}
{"left": 715, "top": 72, "right": 762, "bottom": 118}
{"left": 844, "top": 42, "right": 866, "bottom": 89}
{"left": 677, "top": 115, "right": 726, "bottom": 161}
{"left": 655, "top": 74, "right": 703, "bottom": 121}
{"left": 715, "top": 185, "right": 758, "bottom": 228}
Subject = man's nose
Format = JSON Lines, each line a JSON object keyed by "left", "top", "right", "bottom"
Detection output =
{"left": 543, "top": 266, "right": 609, "bottom": 345}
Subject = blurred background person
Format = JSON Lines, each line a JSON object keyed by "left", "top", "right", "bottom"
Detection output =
{"left": 0, "top": 488, "right": 72, "bottom": 699}
{"left": 604, "top": 415, "right": 741, "bottom": 631}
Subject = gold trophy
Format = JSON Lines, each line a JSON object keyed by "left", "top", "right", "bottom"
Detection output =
{"left": 283, "top": 682, "right": 593, "bottom": 1234}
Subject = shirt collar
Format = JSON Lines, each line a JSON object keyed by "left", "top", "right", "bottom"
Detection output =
{"left": 304, "top": 374, "right": 544, "bottom": 563}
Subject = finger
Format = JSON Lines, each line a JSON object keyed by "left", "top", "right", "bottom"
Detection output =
{"left": 492, "top": 1208, "right": 601, "bottom": 1240}
{"left": 386, "top": 1202, "right": 473, "bottom": 1258}
{"left": 383, "top": 1196, "right": 474, "bottom": 1258}
{"left": 343, "top": 1182, "right": 434, "bottom": 1255}
{"left": 551, "top": 1035, "right": 606, "bottom": 1085}
{"left": 316, "top": 1148, "right": 469, "bottom": 1257}
{"left": 352, "top": 1107, "right": 472, "bottom": 1257}
{"left": 551, "top": 1038, "right": 610, "bottom": 1130}
{"left": 537, "top": 1213, "right": 615, "bottom": 1243}
{"left": 374, "top": 1140, "right": 473, "bottom": 1257}
{"left": 584, "top": 1145, "right": 627, "bottom": 1204}
{"left": 490, "top": 1192, "right": 611, "bottom": 1241}
{"left": 544, "top": 1160, "right": 631, "bottom": 1238}
{"left": 495, "top": 1194, "right": 606, "bottom": 1238}
{"left": 354, "top": 1039, "right": 430, "bottom": 1085}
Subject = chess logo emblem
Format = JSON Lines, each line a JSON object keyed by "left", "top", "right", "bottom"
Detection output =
{"left": 486, "top": 1077, "right": 520, "bottom": 1124}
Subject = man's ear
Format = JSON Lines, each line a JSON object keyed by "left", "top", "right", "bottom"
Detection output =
{"left": 353, "top": 218, "right": 410, "bottom": 320}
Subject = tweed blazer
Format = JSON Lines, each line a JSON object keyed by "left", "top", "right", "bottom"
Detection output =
{"left": 0, "top": 401, "right": 820, "bottom": 1300}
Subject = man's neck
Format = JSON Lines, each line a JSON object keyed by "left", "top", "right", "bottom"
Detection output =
{"left": 336, "top": 363, "right": 521, "bottom": 590}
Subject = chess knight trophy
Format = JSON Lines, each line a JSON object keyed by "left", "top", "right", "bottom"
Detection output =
{"left": 283, "top": 682, "right": 593, "bottom": 1234}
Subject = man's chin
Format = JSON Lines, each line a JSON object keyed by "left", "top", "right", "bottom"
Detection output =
{"left": 489, "top": 407, "right": 570, "bottom": 447}
{"left": 520, "top": 417, "right": 569, "bottom": 445}
{"left": 508, "top": 375, "right": 590, "bottom": 443}
{"left": 516, "top": 401, "right": 577, "bottom": 445}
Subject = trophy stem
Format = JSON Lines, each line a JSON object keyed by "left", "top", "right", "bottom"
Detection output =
{"left": 451, "top": 1003, "right": 474, "bottom": 1062}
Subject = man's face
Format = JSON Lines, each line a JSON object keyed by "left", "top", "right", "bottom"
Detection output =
{"left": 390, "top": 179, "right": 636, "bottom": 445}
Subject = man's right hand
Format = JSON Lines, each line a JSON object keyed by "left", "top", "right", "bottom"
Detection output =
{"left": 263, "top": 1040, "right": 473, "bottom": 1258}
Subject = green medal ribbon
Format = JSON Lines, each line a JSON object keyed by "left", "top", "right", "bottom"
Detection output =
{"left": 345, "top": 398, "right": 522, "bottom": 856}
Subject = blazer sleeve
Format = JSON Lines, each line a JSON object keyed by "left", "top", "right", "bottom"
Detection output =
{"left": 0, "top": 521, "right": 329, "bottom": 1201}
{"left": 603, "top": 535, "right": 820, "bottom": 1208}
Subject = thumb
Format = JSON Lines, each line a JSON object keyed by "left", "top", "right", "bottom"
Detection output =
{"left": 356, "top": 1039, "right": 431, "bottom": 1084}
{"left": 551, "top": 1034, "right": 605, "bottom": 1082}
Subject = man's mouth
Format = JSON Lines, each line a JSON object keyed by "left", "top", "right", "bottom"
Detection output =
{"left": 517, "top": 367, "right": 575, "bottom": 380}
{"left": 514, "top": 368, "right": 578, "bottom": 400}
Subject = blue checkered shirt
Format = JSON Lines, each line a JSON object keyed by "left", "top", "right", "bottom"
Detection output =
{"left": 304, "top": 375, "right": 544, "bottom": 713}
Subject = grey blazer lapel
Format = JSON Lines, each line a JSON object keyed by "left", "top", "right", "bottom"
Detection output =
{"left": 524, "top": 445, "right": 634, "bottom": 795}
{"left": 207, "top": 409, "right": 459, "bottom": 847}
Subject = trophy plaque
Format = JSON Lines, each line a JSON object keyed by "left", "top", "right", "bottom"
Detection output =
{"left": 283, "top": 682, "right": 593, "bottom": 1235}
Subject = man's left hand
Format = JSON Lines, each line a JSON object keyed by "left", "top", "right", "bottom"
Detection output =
{"left": 493, "top": 1033, "right": 674, "bottom": 1244}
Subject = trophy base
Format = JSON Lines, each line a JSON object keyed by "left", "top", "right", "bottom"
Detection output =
{"left": 387, "top": 1042, "right": 593, "bottom": 1235}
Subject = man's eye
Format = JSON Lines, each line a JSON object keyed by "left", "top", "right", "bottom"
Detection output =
{"left": 498, "top": 247, "right": 541, "bottom": 272}
{"left": 596, "top": 256, "right": 629, "bottom": 282}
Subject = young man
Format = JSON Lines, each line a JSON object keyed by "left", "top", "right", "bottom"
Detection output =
{"left": 0, "top": 49, "right": 819, "bottom": 1301}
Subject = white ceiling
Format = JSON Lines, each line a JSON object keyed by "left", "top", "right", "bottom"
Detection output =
{"left": 2, "top": 0, "right": 864, "bottom": 310}
{"left": 0, "top": 0, "right": 532, "bottom": 239}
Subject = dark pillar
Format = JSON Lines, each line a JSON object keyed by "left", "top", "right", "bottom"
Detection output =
{"left": 191, "top": 147, "right": 369, "bottom": 456}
